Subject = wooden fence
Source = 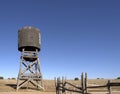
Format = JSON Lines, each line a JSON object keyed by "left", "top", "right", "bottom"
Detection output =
{"left": 55, "top": 73, "right": 120, "bottom": 94}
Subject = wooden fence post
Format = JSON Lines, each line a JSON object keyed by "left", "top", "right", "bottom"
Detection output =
{"left": 57, "top": 77, "right": 61, "bottom": 94}
{"left": 62, "top": 77, "right": 65, "bottom": 94}
{"left": 108, "top": 80, "right": 111, "bottom": 94}
{"left": 85, "top": 72, "right": 88, "bottom": 93}
{"left": 81, "top": 72, "right": 85, "bottom": 94}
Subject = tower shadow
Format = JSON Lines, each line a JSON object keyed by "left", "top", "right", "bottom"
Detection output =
{"left": 6, "top": 84, "right": 17, "bottom": 89}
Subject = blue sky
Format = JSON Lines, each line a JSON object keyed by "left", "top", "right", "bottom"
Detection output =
{"left": 0, "top": 0, "right": 120, "bottom": 79}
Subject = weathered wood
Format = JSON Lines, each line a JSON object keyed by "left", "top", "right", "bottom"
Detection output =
{"left": 109, "top": 82, "right": 120, "bottom": 86}
{"left": 108, "top": 80, "right": 111, "bottom": 94}
{"left": 55, "top": 73, "right": 120, "bottom": 94}
{"left": 85, "top": 72, "right": 87, "bottom": 93}
{"left": 81, "top": 72, "right": 85, "bottom": 93}
{"left": 17, "top": 79, "right": 29, "bottom": 90}
{"left": 55, "top": 73, "right": 87, "bottom": 94}
{"left": 65, "top": 82, "right": 82, "bottom": 90}
{"left": 21, "top": 61, "right": 36, "bottom": 75}
{"left": 16, "top": 49, "right": 44, "bottom": 91}
{"left": 30, "top": 80, "right": 44, "bottom": 90}
{"left": 61, "top": 86, "right": 83, "bottom": 93}
{"left": 87, "top": 85, "right": 108, "bottom": 88}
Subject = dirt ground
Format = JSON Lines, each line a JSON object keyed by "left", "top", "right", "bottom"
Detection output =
{"left": 1, "top": 92, "right": 120, "bottom": 94}
{"left": 0, "top": 92, "right": 55, "bottom": 94}
{"left": 0, "top": 79, "right": 120, "bottom": 94}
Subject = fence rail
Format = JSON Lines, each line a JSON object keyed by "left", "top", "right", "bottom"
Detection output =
{"left": 55, "top": 73, "right": 120, "bottom": 94}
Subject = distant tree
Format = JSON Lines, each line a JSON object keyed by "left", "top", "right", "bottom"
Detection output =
{"left": 117, "top": 77, "right": 120, "bottom": 79}
{"left": 74, "top": 77, "right": 79, "bottom": 80}
{"left": 8, "top": 78, "right": 16, "bottom": 80}
{"left": 11, "top": 78, "right": 16, "bottom": 80}
{"left": 0, "top": 76, "right": 4, "bottom": 79}
{"left": 97, "top": 78, "right": 100, "bottom": 79}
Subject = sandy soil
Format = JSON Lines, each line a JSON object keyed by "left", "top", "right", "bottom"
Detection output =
{"left": 0, "top": 92, "right": 55, "bottom": 94}
{"left": 0, "top": 79, "right": 120, "bottom": 94}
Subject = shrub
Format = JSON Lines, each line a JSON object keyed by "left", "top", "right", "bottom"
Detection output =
{"left": 11, "top": 78, "right": 16, "bottom": 80}
{"left": 74, "top": 77, "right": 79, "bottom": 80}
{"left": 117, "top": 77, "right": 120, "bottom": 79}
{"left": 0, "top": 76, "right": 4, "bottom": 79}
{"left": 8, "top": 78, "right": 16, "bottom": 80}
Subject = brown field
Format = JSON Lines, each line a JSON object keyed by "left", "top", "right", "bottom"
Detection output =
{"left": 0, "top": 79, "right": 120, "bottom": 94}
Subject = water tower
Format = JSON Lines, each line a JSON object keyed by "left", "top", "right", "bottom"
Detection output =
{"left": 16, "top": 26, "right": 44, "bottom": 90}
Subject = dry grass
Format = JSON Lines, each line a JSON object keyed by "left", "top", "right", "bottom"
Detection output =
{"left": 0, "top": 79, "right": 120, "bottom": 94}
{"left": 0, "top": 92, "right": 55, "bottom": 94}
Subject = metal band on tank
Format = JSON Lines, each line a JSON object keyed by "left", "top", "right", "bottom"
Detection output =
{"left": 19, "top": 26, "right": 40, "bottom": 31}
